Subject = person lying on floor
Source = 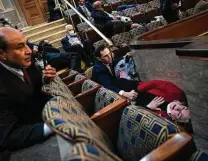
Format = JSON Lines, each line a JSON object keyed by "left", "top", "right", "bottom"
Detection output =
{"left": 38, "top": 39, "right": 84, "bottom": 72}
{"left": 136, "top": 80, "right": 191, "bottom": 123}
{"left": 93, "top": 44, "right": 191, "bottom": 123}
{"left": 61, "top": 24, "right": 94, "bottom": 67}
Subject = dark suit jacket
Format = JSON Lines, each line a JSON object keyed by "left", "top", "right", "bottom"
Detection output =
{"left": 47, "top": 0, "right": 62, "bottom": 11}
{"left": 76, "top": 3, "right": 93, "bottom": 18}
{"left": 92, "top": 59, "right": 139, "bottom": 93}
{"left": 91, "top": 9, "right": 114, "bottom": 25}
{"left": 61, "top": 35, "right": 83, "bottom": 53}
{"left": 0, "top": 63, "right": 50, "bottom": 151}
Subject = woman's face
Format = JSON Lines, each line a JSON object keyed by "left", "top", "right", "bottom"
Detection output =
{"left": 169, "top": 101, "right": 191, "bottom": 121}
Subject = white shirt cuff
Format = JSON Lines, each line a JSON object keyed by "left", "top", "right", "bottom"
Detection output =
{"left": 119, "top": 90, "right": 125, "bottom": 96}
{"left": 43, "top": 123, "right": 53, "bottom": 137}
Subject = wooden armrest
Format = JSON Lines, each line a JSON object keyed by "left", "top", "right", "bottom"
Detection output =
{"left": 59, "top": 69, "right": 72, "bottom": 79}
{"left": 67, "top": 78, "right": 86, "bottom": 95}
{"left": 91, "top": 99, "right": 127, "bottom": 140}
{"left": 75, "top": 85, "right": 101, "bottom": 115}
{"left": 91, "top": 99, "right": 127, "bottom": 120}
{"left": 62, "top": 73, "right": 77, "bottom": 85}
{"left": 140, "top": 132, "right": 196, "bottom": 161}
{"left": 57, "top": 68, "right": 70, "bottom": 77}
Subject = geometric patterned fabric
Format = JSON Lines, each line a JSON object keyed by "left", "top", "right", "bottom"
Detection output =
{"left": 148, "top": 0, "right": 160, "bottom": 9}
{"left": 145, "top": 21, "right": 162, "bottom": 31}
{"left": 136, "top": 4, "right": 150, "bottom": 13}
{"left": 74, "top": 74, "right": 86, "bottom": 81}
{"left": 179, "top": 11, "right": 187, "bottom": 19}
{"left": 42, "top": 76, "right": 73, "bottom": 100}
{"left": 111, "top": 32, "right": 132, "bottom": 47}
{"left": 42, "top": 78, "right": 121, "bottom": 161}
{"left": 186, "top": 8, "right": 194, "bottom": 16}
{"left": 82, "top": 79, "right": 99, "bottom": 92}
{"left": 122, "top": 7, "right": 138, "bottom": 17}
{"left": 190, "top": 151, "right": 208, "bottom": 161}
{"left": 70, "top": 69, "right": 79, "bottom": 75}
{"left": 117, "top": 105, "right": 179, "bottom": 161}
{"left": 129, "top": 25, "right": 146, "bottom": 38}
{"left": 67, "top": 143, "right": 119, "bottom": 161}
{"left": 93, "top": 39, "right": 109, "bottom": 49}
{"left": 94, "top": 87, "right": 122, "bottom": 112}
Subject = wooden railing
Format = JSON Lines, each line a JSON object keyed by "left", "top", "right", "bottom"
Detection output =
{"left": 137, "top": 11, "right": 208, "bottom": 41}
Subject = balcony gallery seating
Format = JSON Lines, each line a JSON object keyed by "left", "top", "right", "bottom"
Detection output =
{"left": 41, "top": 75, "right": 197, "bottom": 161}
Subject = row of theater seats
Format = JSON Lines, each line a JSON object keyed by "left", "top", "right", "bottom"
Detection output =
{"left": 64, "top": 0, "right": 196, "bottom": 58}
{"left": 41, "top": 68, "right": 208, "bottom": 161}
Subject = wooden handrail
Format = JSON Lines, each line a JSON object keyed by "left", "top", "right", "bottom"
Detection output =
{"left": 140, "top": 132, "right": 195, "bottom": 161}
{"left": 62, "top": 0, "right": 113, "bottom": 46}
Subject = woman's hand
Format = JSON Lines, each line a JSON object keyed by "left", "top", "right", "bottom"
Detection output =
{"left": 147, "top": 96, "right": 165, "bottom": 111}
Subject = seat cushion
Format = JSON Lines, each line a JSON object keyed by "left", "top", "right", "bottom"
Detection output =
{"left": 67, "top": 143, "right": 121, "bottom": 161}
{"left": 82, "top": 79, "right": 99, "bottom": 92}
{"left": 74, "top": 74, "right": 86, "bottom": 81}
{"left": 190, "top": 151, "right": 208, "bottom": 161}
{"left": 129, "top": 25, "right": 146, "bottom": 38}
{"left": 117, "top": 105, "right": 179, "bottom": 161}
{"left": 111, "top": 32, "right": 131, "bottom": 47}
{"left": 94, "top": 88, "right": 121, "bottom": 112}
{"left": 42, "top": 76, "right": 73, "bottom": 100}
{"left": 43, "top": 95, "right": 121, "bottom": 160}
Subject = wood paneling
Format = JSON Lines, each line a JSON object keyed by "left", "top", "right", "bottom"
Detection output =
{"left": 19, "top": 0, "right": 48, "bottom": 25}
{"left": 38, "top": 0, "right": 48, "bottom": 18}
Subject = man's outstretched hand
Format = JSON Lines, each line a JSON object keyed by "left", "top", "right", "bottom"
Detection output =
{"left": 123, "top": 90, "right": 138, "bottom": 100}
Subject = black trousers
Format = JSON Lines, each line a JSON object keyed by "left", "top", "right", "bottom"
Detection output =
{"left": 48, "top": 52, "right": 82, "bottom": 72}
{"left": 162, "top": 10, "right": 179, "bottom": 23}
{"left": 113, "top": 78, "right": 140, "bottom": 92}
{"left": 70, "top": 40, "right": 94, "bottom": 66}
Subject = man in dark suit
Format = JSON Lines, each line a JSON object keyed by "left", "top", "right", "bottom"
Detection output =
{"left": 61, "top": 24, "right": 94, "bottom": 67}
{"left": 92, "top": 44, "right": 139, "bottom": 100}
{"left": 0, "top": 27, "right": 56, "bottom": 151}
{"left": 160, "top": 0, "right": 180, "bottom": 23}
{"left": 91, "top": 1, "right": 132, "bottom": 37}
{"left": 76, "top": 0, "right": 94, "bottom": 19}
{"left": 47, "top": 0, "right": 63, "bottom": 22}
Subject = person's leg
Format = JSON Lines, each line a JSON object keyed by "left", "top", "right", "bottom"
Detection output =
{"left": 70, "top": 45, "right": 93, "bottom": 67}
{"left": 82, "top": 40, "right": 95, "bottom": 57}
{"left": 162, "top": 10, "right": 179, "bottom": 23}
{"left": 104, "top": 22, "right": 114, "bottom": 37}
{"left": 70, "top": 53, "right": 82, "bottom": 71}
{"left": 114, "top": 78, "right": 140, "bottom": 92}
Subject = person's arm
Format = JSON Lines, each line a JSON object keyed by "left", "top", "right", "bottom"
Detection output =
{"left": 61, "top": 38, "right": 72, "bottom": 52}
{"left": 92, "top": 11, "right": 113, "bottom": 21}
{"left": 44, "top": 46, "right": 60, "bottom": 54}
{"left": 86, "top": 3, "right": 94, "bottom": 12}
{"left": 96, "top": 71, "right": 121, "bottom": 93}
{"left": 0, "top": 91, "right": 51, "bottom": 151}
{"left": 137, "top": 80, "right": 158, "bottom": 92}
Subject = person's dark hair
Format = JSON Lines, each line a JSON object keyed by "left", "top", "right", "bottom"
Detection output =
{"left": 0, "top": 35, "right": 8, "bottom": 51}
{"left": 94, "top": 44, "right": 108, "bottom": 58}
{"left": 39, "top": 40, "right": 46, "bottom": 47}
